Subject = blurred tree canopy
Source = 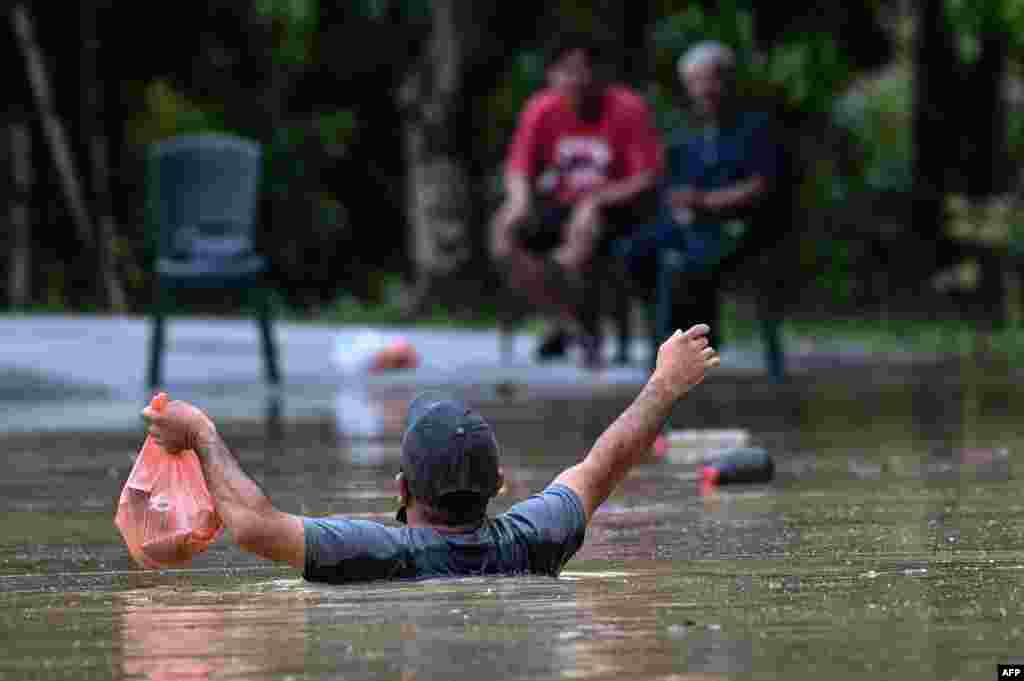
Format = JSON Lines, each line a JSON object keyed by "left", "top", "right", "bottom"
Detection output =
{"left": 0, "top": 0, "right": 1020, "bottom": 324}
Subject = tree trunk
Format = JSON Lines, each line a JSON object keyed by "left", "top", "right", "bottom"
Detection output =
{"left": 11, "top": 4, "right": 93, "bottom": 248}
{"left": 963, "top": 33, "right": 1010, "bottom": 326}
{"left": 912, "top": 2, "right": 1010, "bottom": 323}
{"left": 962, "top": 32, "right": 1009, "bottom": 197}
{"left": 6, "top": 117, "right": 32, "bottom": 308}
{"left": 11, "top": 3, "right": 126, "bottom": 310}
{"left": 910, "top": 0, "right": 957, "bottom": 264}
{"left": 595, "top": 1, "right": 652, "bottom": 87}
{"left": 398, "top": 0, "right": 480, "bottom": 317}
{"left": 79, "top": 1, "right": 126, "bottom": 311}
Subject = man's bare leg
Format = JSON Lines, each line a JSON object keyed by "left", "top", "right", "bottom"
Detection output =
{"left": 552, "top": 209, "right": 605, "bottom": 367}
{"left": 500, "top": 247, "right": 582, "bottom": 327}
{"left": 492, "top": 208, "right": 594, "bottom": 359}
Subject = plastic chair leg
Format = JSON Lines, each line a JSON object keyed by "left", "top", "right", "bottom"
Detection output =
{"left": 496, "top": 286, "right": 520, "bottom": 364}
{"left": 645, "top": 301, "right": 659, "bottom": 372}
{"left": 257, "top": 288, "right": 281, "bottom": 386}
{"left": 147, "top": 288, "right": 169, "bottom": 390}
{"left": 612, "top": 270, "right": 632, "bottom": 365}
{"left": 498, "top": 319, "right": 516, "bottom": 364}
{"left": 760, "top": 312, "right": 785, "bottom": 383}
{"left": 651, "top": 251, "right": 725, "bottom": 371}
{"left": 654, "top": 250, "right": 685, "bottom": 351}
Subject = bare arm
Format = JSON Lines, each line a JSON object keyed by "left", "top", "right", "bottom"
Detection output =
{"left": 141, "top": 404, "right": 306, "bottom": 569}
{"left": 504, "top": 170, "right": 532, "bottom": 210}
{"left": 554, "top": 324, "right": 719, "bottom": 521}
{"left": 192, "top": 427, "right": 305, "bottom": 568}
{"left": 490, "top": 171, "right": 533, "bottom": 258}
{"left": 702, "top": 174, "right": 770, "bottom": 214}
{"left": 591, "top": 169, "right": 659, "bottom": 208}
{"left": 669, "top": 174, "right": 771, "bottom": 219}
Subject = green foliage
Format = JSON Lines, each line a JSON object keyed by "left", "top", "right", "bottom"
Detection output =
{"left": 261, "top": 115, "right": 353, "bottom": 307}
{"left": 946, "top": 193, "right": 1024, "bottom": 255}
{"left": 646, "top": 81, "right": 691, "bottom": 135}
{"left": 125, "top": 80, "right": 228, "bottom": 146}
{"left": 784, "top": 316, "right": 1024, "bottom": 362}
{"left": 308, "top": 274, "right": 503, "bottom": 329}
{"left": 254, "top": 0, "right": 318, "bottom": 66}
{"left": 814, "top": 238, "right": 856, "bottom": 305}
{"left": 349, "top": 0, "right": 429, "bottom": 22}
{"left": 764, "top": 36, "right": 852, "bottom": 114}
{"left": 263, "top": 112, "right": 353, "bottom": 197}
{"left": 833, "top": 68, "right": 913, "bottom": 191}
{"left": 651, "top": 1, "right": 853, "bottom": 117}
{"left": 483, "top": 51, "right": 546, "bottom": 163}
{"left": 1006, "top": 105, "right": 1024, "bottom": 165}
{"left": 314, "top": 110, "right": 358, "bottom": 155}
{"left": 944, "top": 0, "right": 1024, "bottom": 62}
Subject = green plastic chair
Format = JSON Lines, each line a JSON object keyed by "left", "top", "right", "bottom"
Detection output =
{"left": 145, "top": 133, "right": 280, "bottom": 390}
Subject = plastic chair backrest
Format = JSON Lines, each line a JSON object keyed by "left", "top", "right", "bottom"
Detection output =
{"left": 148, "top": 134, "right": 262, "bottom": 261}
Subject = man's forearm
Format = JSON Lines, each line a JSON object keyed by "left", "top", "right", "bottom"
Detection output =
{"left": 586, "top": 375, "right": 679, "bottom": 485}
{"left": 703, "top": 175, "right": 769, "bottom": 214}
{"left": 193, "top": 428, "right": 274, "bottom": 540}
{"left": 556, "top": 374, "right": 682, "bottom": 518}
{"left": 593, "top": 170, "right": 657, "bottom": 208}
{"left": 554, "top": 325, "right": 714, "bottom": 519}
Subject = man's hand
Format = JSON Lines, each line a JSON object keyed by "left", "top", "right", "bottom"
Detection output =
{"left": 553, "top": 196, "right": 602, "bottom": 271}
{"left": 651, "top": 324, "right": 720, "bottom": 401}
{"left": 491, "top": 199, "right": 530, "bottom": 261}
{"left": 491, "top": 173, "right": 532, "bottom": 261}
{"left": 141, "top": 400, "right": 217, "bottom": 454}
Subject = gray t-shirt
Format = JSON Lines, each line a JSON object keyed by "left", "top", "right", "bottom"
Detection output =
{"left": 303, "top": 484, "right": 587, "bottom": 584}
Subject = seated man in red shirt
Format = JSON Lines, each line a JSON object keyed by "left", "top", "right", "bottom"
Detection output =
{"left": 490, "top": 32, "right": 663, "bottom": 368}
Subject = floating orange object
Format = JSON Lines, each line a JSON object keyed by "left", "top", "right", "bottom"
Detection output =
{"left": 700, "top": 464, "right": 721, "bottom": 490}
{"left": 369, "top": 338, "right": 420, "bottom": 373}
{"left": 114, "top": 392, "right": 223, "bottom": 569}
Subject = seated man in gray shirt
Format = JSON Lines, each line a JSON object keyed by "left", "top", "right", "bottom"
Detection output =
{"left": 141, "top": 324, "right": 720, "bottom": 583}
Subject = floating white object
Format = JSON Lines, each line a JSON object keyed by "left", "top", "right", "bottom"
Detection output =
{"left": 661, "top": 428, "right": 750, "bottom": 465}
{"left": 334, "top": 388, "right": 384, "bottom": 439}
{"left": 332, "top": 330, "right": 387, "bottom": 375}
{"left": 666, "top": 429, "right": 750, "bottom": 445}
{"left": 332, "top": 330, "right": 419, "bottom": 375}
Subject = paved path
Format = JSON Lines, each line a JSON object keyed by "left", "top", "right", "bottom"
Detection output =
{"left": 0, "top": 314, "right": 864, "bottom": 435}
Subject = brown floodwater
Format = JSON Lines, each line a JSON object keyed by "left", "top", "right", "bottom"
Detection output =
{"left": 1, "top": 359, "right": 1022, "bottom": 680}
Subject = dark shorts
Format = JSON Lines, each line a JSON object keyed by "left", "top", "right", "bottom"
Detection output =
{"left": 516, "top": 191, "right": 659, "bottom": 258}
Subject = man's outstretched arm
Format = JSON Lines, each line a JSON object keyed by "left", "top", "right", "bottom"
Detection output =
{"left": 141, "top": 404, "right": 306, "bottom": 569}
{"left": 554, "top": 324, "right": 719, "bottom": 521}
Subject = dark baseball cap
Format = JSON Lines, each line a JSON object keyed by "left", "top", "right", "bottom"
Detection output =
{"left": 396, "top": 392, "right": 501, "bottom": 523}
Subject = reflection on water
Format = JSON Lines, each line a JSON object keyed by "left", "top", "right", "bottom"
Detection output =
{"left": 0, "top": 361, "right": 1022, "bottom": 679}
{"left": 115, "top": 586, "right": 311, "bottom": 680}
{"left": 107, "top": 574, "right": 746, "bottom": 680}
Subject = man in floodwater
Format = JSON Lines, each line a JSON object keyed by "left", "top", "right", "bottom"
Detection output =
{"left": 141, "top": 325, "right": 719, "bottom": 584}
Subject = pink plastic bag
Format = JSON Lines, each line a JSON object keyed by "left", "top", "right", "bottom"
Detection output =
{"left": 115, "top": 393, "right": 223, "bottom": 569}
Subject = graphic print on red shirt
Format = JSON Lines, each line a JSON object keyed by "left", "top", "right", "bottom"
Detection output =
{"left": 506, "top": 85, "right": 664, "bottom": 206}
{"left": 553, "top": 135, "right": 613, "bottom": 195}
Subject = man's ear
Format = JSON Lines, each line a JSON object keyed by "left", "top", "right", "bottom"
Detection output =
{"left": 496, "top": 467, "right": 507, "bottom": 496}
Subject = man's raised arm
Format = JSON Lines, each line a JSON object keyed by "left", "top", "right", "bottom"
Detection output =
{"left": 141, "top": 403, "right": 306, "bottom": 569}
{"left": 553, "top": 324, "right": 720, "bottom": 521}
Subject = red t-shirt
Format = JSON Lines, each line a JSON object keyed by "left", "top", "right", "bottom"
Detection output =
{"left": 506, "top": 85, "right": 664, "bottom": 206}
